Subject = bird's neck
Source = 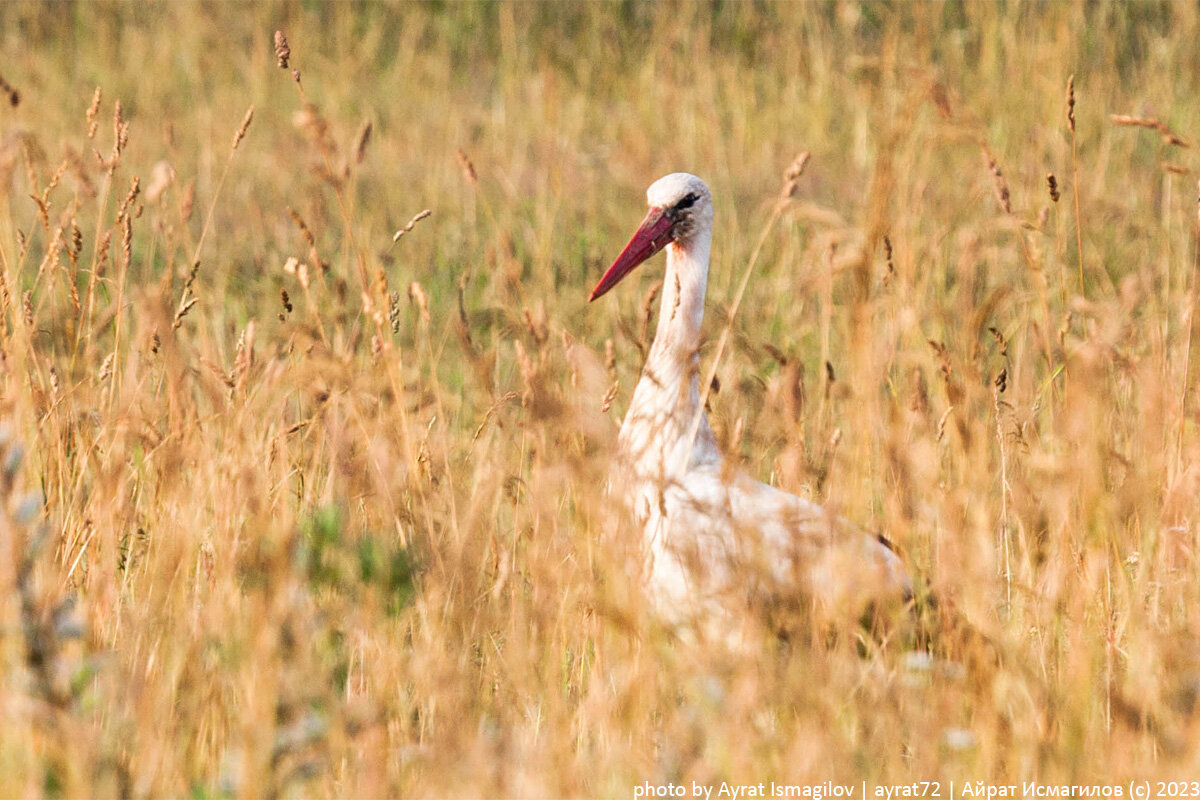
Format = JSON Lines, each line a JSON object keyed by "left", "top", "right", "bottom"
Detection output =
{"left": 622, "top": 232, "right": 719, "bottom": 478}
{"left": 648, "top": 235, "right": 711, "bottom": 376}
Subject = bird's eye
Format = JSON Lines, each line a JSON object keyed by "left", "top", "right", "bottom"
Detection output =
{"left": 675, "top": 193, "right": 698, "bottom": 211}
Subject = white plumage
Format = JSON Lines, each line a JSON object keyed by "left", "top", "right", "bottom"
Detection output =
{"left": 591, "top": 173, "right": 910, "bottom": 625}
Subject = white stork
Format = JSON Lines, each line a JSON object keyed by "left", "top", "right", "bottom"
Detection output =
{"left": 591, "top": 173, "right": 911, "bottom": 627}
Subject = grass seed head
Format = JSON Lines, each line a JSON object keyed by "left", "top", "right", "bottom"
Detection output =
{"left": 86, "top": 87, "right": 102, "bottom": 139}
{"left": 392, "top": 209, "right": 432, "bottom": 244}
{"left": 118, "top": 175, "right": 140, "bottom": 222}
{"left": 232, "top": 105, "right": 254, "bottom": 151}
{"left": 780, "top": 150, "right": 811, "bottom": 201}
{"left": 985, "top": 149, "right": 1012, "bottom": 214}
{"left": 408, "top": 281, "right": 430, "bottom": 324}
{"left": 600, "top": 380, "right": 619, "bottom": 413}
{"left": 988, "top": 154, "right": 1008, "bottom": 214}
{"left": 1047, "top": 173, "right": 1060, "bottom": 203}
{"left": 98, "top": 353, "right": 114, "bottom": 383}
{"left": 274, "top": 30, "right": 291, "bottom": 69}
{"left": 353, "top": 119, "right": 372, "bottom": 164}
{"left": 0, "top": 74, "right": 19, "bottom": 107}
{"left": 455, "top": 148, "right": 478, "bottom": 185}
{"left": 180, "top": 179, "right": 195, "bottom": 222}
{"left": 94, "top": 230, "right": 112, "bottom": 277}
{"left": 113, "top": 99, "right": 128, "bottom": 157}
{"left": 882, "top": 235, "right": 895, "bottom": 284}
{"left": 288, "top": 207, "right": 316, "bottom": 248}
{"left": 1067, "top": 74, "right": 1076, "bottom": 133}
{"left": 172, "top": 297, "right": 197, "bottom": 329}
{"left": 1110, "top": 114, "right": 1190, "bottom": 148}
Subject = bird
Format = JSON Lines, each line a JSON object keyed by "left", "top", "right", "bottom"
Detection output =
{"left": 590, "top": 172, "right": 911, "bottom": 629}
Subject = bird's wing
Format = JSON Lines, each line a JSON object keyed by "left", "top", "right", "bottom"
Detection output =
{"left": 726, "top": 472, "right": 912, "bottom": 606}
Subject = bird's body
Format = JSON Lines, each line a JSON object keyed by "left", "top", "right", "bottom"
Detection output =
{"left": 591, "top": 173, "right": 909, "bottom": 624}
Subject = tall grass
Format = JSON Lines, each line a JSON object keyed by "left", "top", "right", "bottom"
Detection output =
{"left": 0, "top": 2, "right": 1197, "bottom": 796}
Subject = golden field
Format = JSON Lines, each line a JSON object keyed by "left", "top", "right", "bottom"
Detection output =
{"left": 0, "top": 2, "right": 1198, "bottom": 796}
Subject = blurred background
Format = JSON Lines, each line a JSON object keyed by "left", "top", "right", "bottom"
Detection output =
{"left": 0, "top": 2, "right": 1198, "bottom": 797}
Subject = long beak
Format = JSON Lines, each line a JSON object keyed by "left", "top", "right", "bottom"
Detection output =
{"left": 589, "top": 207, "right": 675, "bottom": 302}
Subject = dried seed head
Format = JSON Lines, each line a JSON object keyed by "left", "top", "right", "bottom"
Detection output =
{"left": 232, "top": 106, "right": 254, "bottom": 151}
{"left": 928, "top": 339, "right": 952, "bottom": 381}
{"left": 172, "top": 297, "right": 197, "bottom": 330}
{"left": 389, "top": 290, "right": 401, "bottom": 333}
{"left": 1046, "top": 173, "right": 1060, "bottom": 203}
{"left": 985, "top": 149, "right": 1012, "bottom": 214}
{"left": 86, "top": 87, "right": 102, "bottom": 139}
{"left": 234, "top": 321, "right": 256, "bottom": 382}
{"left": 118, "top": 175, "right": 140, "bottom": 223}
{"left": 280, "top": 288, "right": 293, "bottom": 314}
{"left": 99, "top": 352, "right": 115, "bottom": 382}
{"left": 780, "top": 151, "right": 812, "bottom": 200}
{"left": 95, "top": 230, "right": 112, "bottom": 277}
{"left": 988, "top": 326, "right": 1009, "bottom": 357}
{"left": 1110, "top": 114, "right": 1190, "bottom": 148}
{"left": 600, "top": 381, "right": 620, "bottom": 413}
{"left": 180, "top": 180, "right": 195, "bottom": 222}
{"left": 882, "top": 235, "right": 895, "bottom": 284}
{"left": 288, "top": 207, "right": 316, "bottom": 248}
{"left": 994, "top": 368, "right": 1008, "bottom": 394}
{"left": 0, "top": 74, "right": 19, "bottom": 107}
{"left": 122, "top": 215, "right": 132, "bottom": 270}
{"left": 113, "top": 99, "right": 127, "bottom": 155}
{"left": 762, "top": 343, "right": 787, "bottom": 366}
{"left": 293, "top": 103, "right": 334, "bottom": 155}
{"left": 392, "top": 209, "right": 432, "bottom": 245}
{"left": 183, "top": 260, "right": 200, "bottom": 292}
{"left": 408, "top": 281, "right": 430, "bottom": 324}
{"left": 936, "top": 405, "right": 954, "bottom": 442}
{"left": 353, "top": 119, "right": 372, "bottom": 165}
{"left": 522, "top": 306, "right": 548, "bottom": 347}
{"left": 1066, "top": 75, "right": 1076, "bottom": 134}
{"left": 374, "top": 266, "right": 389, "bottom": 302}
{"left": 274, "top": 31, "right": 291, "bottom": 69}
{"left": 455, "top": 148, "right": 478, "bottom": 185}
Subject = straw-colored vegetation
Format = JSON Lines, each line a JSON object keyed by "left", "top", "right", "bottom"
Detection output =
{"left": 0, "top": 3, "right": 1198, "bottom": 797}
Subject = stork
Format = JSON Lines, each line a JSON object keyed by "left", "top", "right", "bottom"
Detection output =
{"left": 591, "top": 173, "right": 910, "bottom": 627}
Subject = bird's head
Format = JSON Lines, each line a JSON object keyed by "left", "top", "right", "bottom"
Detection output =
{"left": 589, "top": 173, "right": 713, "bottom": 302}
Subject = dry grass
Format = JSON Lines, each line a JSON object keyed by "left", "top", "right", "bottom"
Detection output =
{"left": 0, "top": 2, "right": 1199, "bottom": 797}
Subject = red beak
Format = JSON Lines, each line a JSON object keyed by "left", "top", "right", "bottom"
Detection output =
{"left": 589, "top": 207, "right": 676, "bottom": 302}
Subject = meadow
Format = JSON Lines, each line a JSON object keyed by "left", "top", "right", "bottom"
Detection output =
{"left": 0, "top": 2, "right": 1198, "bottom": 796}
